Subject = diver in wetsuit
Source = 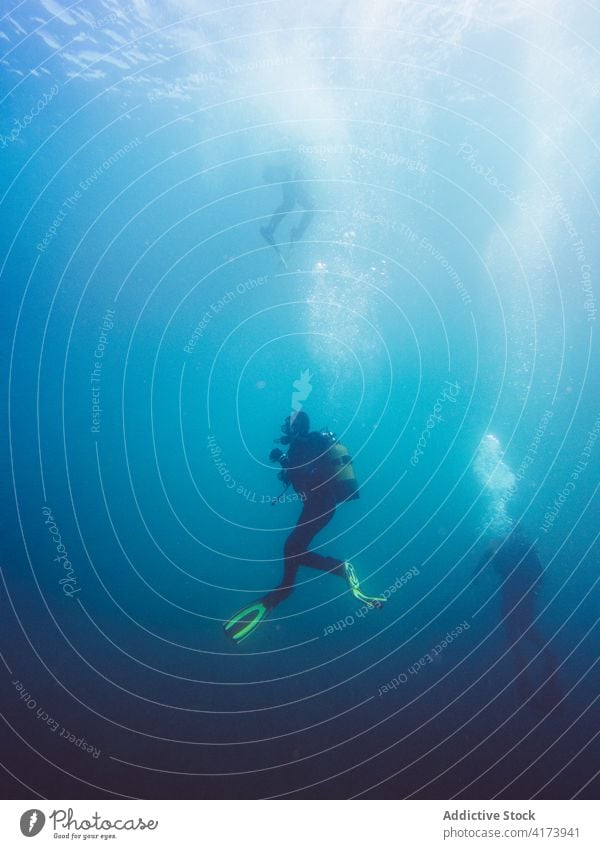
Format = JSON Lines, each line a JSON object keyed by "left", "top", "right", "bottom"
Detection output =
{"left": 224, "top": 411, "right": 385, "bottom": 642}
{"left": 476, "top": 526, "right": 562, "bottom": 712}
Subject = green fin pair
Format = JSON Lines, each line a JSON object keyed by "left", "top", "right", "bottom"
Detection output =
{"left": 224, "top": 600, "right": 270, "bottom": 643}
{"left": 224, "top": 562, "right": 385, "bottom": 644}
{"left": 344, "top": 561, "right": 386, "bottom": 609}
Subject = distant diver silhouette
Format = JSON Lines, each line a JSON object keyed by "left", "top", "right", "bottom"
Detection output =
{"left": 477, "top": 526, "right": 563, "bottom": 713}
{"left": 260, "top": 152, "right": 315, "bottom": 265}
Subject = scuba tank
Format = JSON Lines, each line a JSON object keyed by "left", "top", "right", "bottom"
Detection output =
{"left": 270, "top": 426, "right": 359, "bottom": 504}
{"left": 321, "top": 432, "right": 359, "bottom": 503}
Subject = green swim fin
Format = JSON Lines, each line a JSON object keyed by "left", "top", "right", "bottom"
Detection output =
{"left": 224, "top": 600, "right": 269, "bottom": 643}
{"left": 343, "top": 561, "right": 386, "bottom": 609}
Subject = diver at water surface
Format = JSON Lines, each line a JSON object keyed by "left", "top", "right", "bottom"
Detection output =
{"left": 476, "top": 525, "right": 563, "bottom": 712}
{"left": 224, "top": 411, "right": 385, "bottom": 642}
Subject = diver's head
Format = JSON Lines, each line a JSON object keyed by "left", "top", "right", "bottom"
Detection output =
{"left": 278, "top": 411, "right": 310, "bottom": 443}
{"left": 290, "top": 410, "right": 310, "bottom": 436}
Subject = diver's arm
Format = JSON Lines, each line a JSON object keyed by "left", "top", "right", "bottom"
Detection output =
{"left": 269, "top": 448, "right": 290, "bottom": 486}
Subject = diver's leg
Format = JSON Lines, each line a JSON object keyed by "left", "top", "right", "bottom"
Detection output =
{"left": 532, "top": 638, "right": 563, "bottom": 710}
{"left": 263, "top": 558, "right": 300, "bottom": 609}
{"left": 224, "top": 561, "right": 299, "bottom": 643}
{"left": 513, "top": 603, "right": 560, "bottom": 690}
{"left": 262, "top": 192, "right": 295, "bottom": 239}
{"left": 516, "top": 645, "right": 562, "bottom": 711}
{"left": 290, "top": 209, "right": 315, "bottom": 243}
{"left": 259, "top": 496, "right": 325, "bottom": 608}
{"left": 286, "top": 494, "right": 345, "bottom": 575}
{"left": 292, "top": 495, "right": 385, "bottom": 607}
{"left": 290, "top": 188, "right": 316, "bottom": 243}
{"left": 511, "top": 637, "right": 534, "bottom": 704}
{"left": 506, "top": 617, "right": 561, "bottom": 710}
{"left": 225, "top": 497, "right": 334, "bottom": 643}
{"left": 283, "top": 497, "right": 331, "bottom": 566}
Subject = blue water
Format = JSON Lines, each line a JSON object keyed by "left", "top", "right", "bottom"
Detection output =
{"left": 1, "top": 1, "right": 598, "bottom": 800}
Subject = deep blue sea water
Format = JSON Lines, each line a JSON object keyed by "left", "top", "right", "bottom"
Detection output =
{"left": 1, "top": 1, "right": 598, "bottom": 800}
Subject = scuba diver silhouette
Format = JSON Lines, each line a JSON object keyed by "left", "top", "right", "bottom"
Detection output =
{"left": 259, "top": 152, "right": 315, "bottom": 266}
{"left": 224, "top": 411, "right": 385, "bottom": 642}
{"left": 476, "top": 526, "right": 563, "bottom": 712}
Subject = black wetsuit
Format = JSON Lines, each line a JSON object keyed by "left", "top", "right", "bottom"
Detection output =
{"left": 265, "top": 431, "right": 345, "bottom": 608}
